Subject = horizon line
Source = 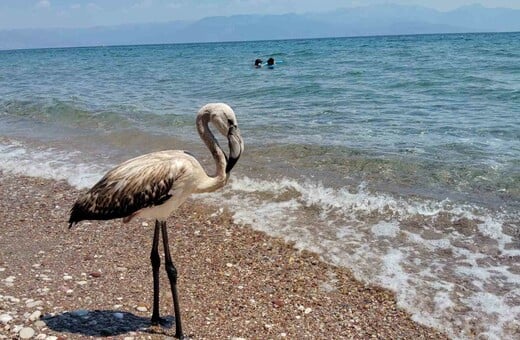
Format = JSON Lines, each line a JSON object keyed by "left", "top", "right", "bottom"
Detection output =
{"left": 1, "top": 30, "right": 518, "bottom": 53}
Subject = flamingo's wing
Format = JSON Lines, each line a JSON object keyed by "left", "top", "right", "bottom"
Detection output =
{"left": 69, "top": 152, "right": 187, "bottom": 227}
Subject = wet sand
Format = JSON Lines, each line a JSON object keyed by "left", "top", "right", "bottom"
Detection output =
{"left": 0, "top": 172, "right": 448, "bottom": 339}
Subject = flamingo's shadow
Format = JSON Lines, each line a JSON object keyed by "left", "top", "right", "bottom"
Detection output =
{"left": 43, "top": 309, "right": 173, "bottom": 337}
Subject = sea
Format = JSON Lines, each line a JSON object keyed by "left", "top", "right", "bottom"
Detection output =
{"left": 0, "top": 32, "right": 519, "bottom": 339}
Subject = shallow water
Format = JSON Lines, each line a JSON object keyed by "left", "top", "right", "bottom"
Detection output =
{"left": 1, "top": 32, "right": 519, "bottom": 339}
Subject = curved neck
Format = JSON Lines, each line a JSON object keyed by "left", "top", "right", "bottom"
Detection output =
{"left": 195, "top": 112, "right": 227, "bottom": 192}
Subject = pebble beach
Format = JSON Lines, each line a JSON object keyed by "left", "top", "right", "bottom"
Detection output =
{"left": 0, "top": 172, "right": 448, "bottom": 339}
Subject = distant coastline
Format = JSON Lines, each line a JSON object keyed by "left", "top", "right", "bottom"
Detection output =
{"left": 1, "top": 3, "right": 519, "bottom": 50}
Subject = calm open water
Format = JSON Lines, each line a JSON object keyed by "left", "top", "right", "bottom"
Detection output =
{"left": 1, "top": 32, "right": 519, "bottom": 339}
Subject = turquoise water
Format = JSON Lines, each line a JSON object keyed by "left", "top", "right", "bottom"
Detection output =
{"left": 1, "top": 33, "right": 519, "bottom": 339}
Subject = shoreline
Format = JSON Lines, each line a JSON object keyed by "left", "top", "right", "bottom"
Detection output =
{"left": 0, "top": 172, "right": 448, "bottom": 339}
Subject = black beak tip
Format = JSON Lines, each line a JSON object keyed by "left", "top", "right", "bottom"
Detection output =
{"left": 226, "top": 156, "right": 239, "bottom": 173}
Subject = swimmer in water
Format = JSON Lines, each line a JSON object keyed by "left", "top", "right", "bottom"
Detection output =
{"left": 254, "top": 58, "right": 263, "bottom": 68}
{"left": 267, "top": 57, "right": 275, "bottom": 68}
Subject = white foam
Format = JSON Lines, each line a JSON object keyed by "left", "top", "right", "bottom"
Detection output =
{"left": 405, "top": 231, "right": 452, "bottom": 250}
{"left": 231, "top": 198, "right": 301, "bottom": 236}
{"left": 434, "top": 291, "right": 455, "bottom": 311}
{"left": 371, "top": 221, "right": 400, "bottom": 237}
{"left": 477, "top": 216, "right": 520, "bottom": 256}
{"left": 463, "top": 292, "right": 520, "bottom": 340}
{"left": 378, "top": 248, "right": 410, "bottom": 291}
{"left": 456, "top": 265, "right": 492, "bottom": 282}
{"left": 0, "top": 140, "right": 108, "bottom": 189}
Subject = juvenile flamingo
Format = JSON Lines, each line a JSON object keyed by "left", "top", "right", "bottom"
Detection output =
{"left": 68, "top": 103, "right": 244, "bottom": 339}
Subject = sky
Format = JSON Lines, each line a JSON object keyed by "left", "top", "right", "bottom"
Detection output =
{"left": 1, "top": 0, "right": 519, "bottom": 30}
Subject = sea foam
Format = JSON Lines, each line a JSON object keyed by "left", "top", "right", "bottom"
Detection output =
{"left": 0, "top": 139, "right": 107, "bottom": 189}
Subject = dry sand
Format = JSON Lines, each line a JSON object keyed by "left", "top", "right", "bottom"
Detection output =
{"left": 0, "top": 172, "right": 448, "bottom": 339}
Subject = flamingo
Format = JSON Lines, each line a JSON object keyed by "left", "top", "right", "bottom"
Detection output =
{"left": 68, "top": 103, "right": 244, "bottom": 339}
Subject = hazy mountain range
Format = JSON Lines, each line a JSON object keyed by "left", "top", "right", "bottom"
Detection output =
{"left": 1, "top": 3, "right": 519, "bottom": 50}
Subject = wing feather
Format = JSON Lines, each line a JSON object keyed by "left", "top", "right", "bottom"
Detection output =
{"left": 69, "top": 152, "right": 188, "bottom": 226}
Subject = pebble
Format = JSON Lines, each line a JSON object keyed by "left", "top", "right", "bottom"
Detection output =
{"left": 63, "top": 275, "right": 73, "bottom": 280}
{"left": 26, "top": 300, "right": 43, "bottom": 308}
{"left": 35, "top": 334, "right": 47, "bottom": 340}
{"left": 136, "top": 306, "right": 147, "bottom": 312}
{"left": 71, "top": 309, "right": 89, "bottom": 317}
{"left": 12, "top": 324, "right": 23, "bottom": 333}
{"left": 46, "top": 337, "right": 58, "bottom": 340}
{"left": 4, "top": 276, "right": 15, "bottom": 283}
{"left": 41, "top": 276, "right": 52, "bottom": 282}
{"left": 142, "top": 221, "right": 149, "bottom": 227}
{"left": 34, "top": 320, "right": 46, "bottom": 328}
{"left": 304, "top": 307, "right": 312, "bottom": 314}
{"left": 76, "top": 280, "right": 88, "bottom": 285}
{"left": 0, "top": 314, "right": 13, "bottom": 324}
{"left": 113, "top": 312, "right": 124, "bottom": 319}
{"left": 19, "top": 327, "right": 35, "bottom": 339}
{"left": 6, "top": 296, "right": 21, "bottom": 303}
{"left": 29, "top": 310, "right": 41, "bottom": 321}
{"left": 272, "top": 298, "right": 284, "bottom": 308}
